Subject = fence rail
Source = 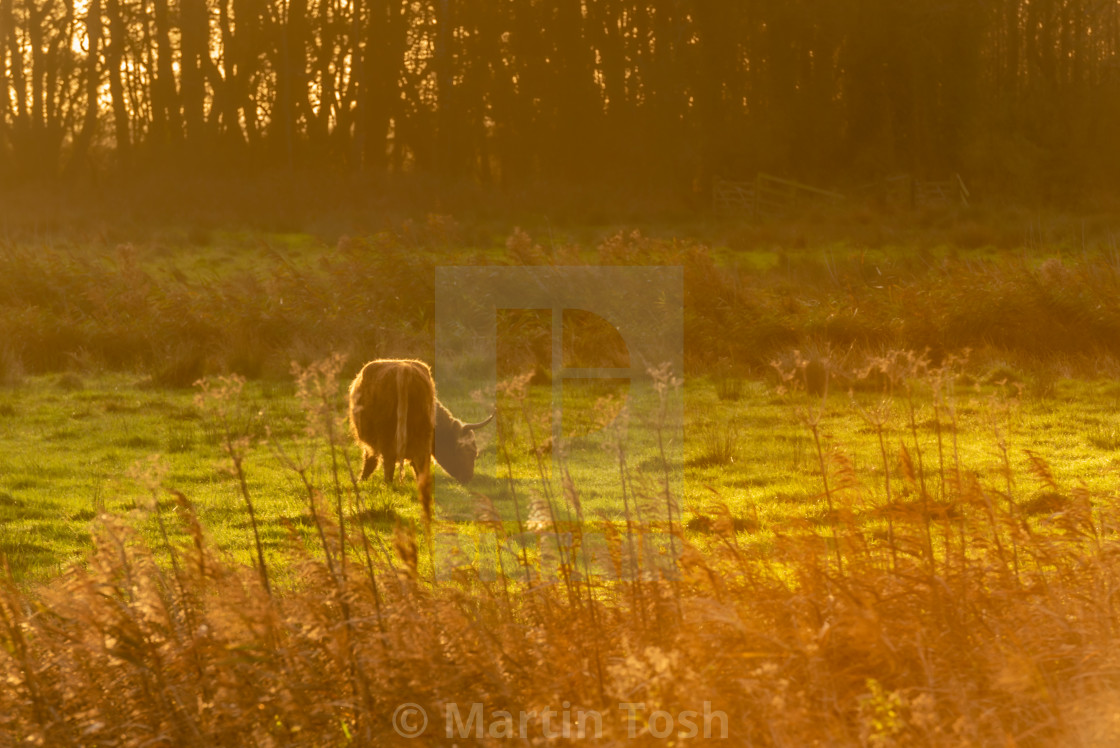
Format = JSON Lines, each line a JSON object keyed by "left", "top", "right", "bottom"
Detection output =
{"left": 713, "top": 179, "right": 757, "bottom": 216}
{"left": 716, "top": 172, "right": 972, "bottom": 216}
{"left": 714, "top": 174, "right": 844, "bottom": 217}
{"left": 915, "top": 173, "right": 970, "bottom": 207}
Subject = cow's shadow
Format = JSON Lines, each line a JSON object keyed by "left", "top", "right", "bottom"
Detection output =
{"left": 342, "top": 471, "right": 519, "bottom": 526}
{"left": 430, "top": 473, "right": 542, "bottom": 524}
{"left": 353, "top": 504, "right": 406, "bottom": 529}
{"left": 349, "top": 477, "right": 416, "bottom": 529}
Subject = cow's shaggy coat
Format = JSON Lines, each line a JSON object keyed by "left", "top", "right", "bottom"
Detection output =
{"left": 348, "top": 359, "right": 491, "bottom": 518}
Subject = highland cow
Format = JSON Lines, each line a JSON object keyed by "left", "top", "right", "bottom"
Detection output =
{"left": 348, "top": 359, "right": 492, "bottom": 517}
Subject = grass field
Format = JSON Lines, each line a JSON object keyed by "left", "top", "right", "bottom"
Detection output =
{"left": 4, "top": 364, "right": 1120, "bottom": 585}
{"left": 5, "top": 215, "right": 1120, "bottom": 745}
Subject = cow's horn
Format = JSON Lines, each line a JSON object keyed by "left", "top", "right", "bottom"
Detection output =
{"left": 463, "top": 414, "right": 495, "bottom": 430}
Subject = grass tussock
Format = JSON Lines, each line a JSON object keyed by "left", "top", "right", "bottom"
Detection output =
{"left": 4, "top": 356, "right": 1120, "bottom": 746}
{"left": 689, "top": 419, "right": 741, "bottom": 468}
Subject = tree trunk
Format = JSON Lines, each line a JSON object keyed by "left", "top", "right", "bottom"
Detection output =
{"left": 694, "top": 0, "right": 734, "bottom": 191}
{"left": 217, "top": 0, "right": 245, "bottom": 150}
{"left": 433, "top": 0, "right": 454, "bottom": 175}
{"left": 348, "top": 0, "right": 364, "bottom": 168}
{"left": 551, "top": 0, "right": 595, "bottom": 177}
{"left": 67, "top": 0, "right": 102, "bottom": 172}
{"left": 1005, "top": 0, "right": 1020, "bottom": 93}
{"left": 362, "top": 0, "right": 402, "bottom": 172}
{"left": 181, "top": 0, "right": 208, "bottom": 148}
{"left": 152, "top": 0, "right": 181, "bottom": 144}
{"left": 105, "top": 0, "right": 131, "bottom": 162}
{"left": 2, "top": 0, "right": 28, "bottom": 135}
{"left": 28, "top": 1, "right": 46, "bottom": 133}
{"left": 273, "top": 0, "right": 312, "bottom": 166}
{"left": 313, "top": 0, "right": 336, "bottom": 149}
{"left": 234, "top": 0, "right": 263, "bottom": 146}
{"left": 41, "top": 1, "right": 72, "bottom": 146}
{"left": 0, "top": 0, "right": 7, "bottom": 160}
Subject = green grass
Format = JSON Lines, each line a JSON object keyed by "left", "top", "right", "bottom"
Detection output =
{"left": 0, "top": 373, "right": 429, "bottom": 582}
{"left": 5, "top": 365, "right": 1120, "bottom": 584}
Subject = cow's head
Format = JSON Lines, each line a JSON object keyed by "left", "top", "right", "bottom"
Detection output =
{"left": 433, "top": 403, "right": 494, "bottom": 483}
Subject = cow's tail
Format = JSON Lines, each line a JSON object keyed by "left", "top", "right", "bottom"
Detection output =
{"left": 395, "top": 366, "right": 409, "bottom": 463}
{"left": 347, "top": 372, "right": 363, "bottom": 439}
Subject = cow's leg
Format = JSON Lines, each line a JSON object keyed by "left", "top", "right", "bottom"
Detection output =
{"left": 360, "top": 448, "right": 380, "bottom": 480}
{"left": 383, "top": 453, "right": 397, "bottom": 484}
{"left": 413, "top": 454, "right": 433, "bottom": 521}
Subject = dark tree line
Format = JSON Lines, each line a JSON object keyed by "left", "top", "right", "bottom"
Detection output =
{"left": 1, "top": 0, "right": 1119, "bottom": 198}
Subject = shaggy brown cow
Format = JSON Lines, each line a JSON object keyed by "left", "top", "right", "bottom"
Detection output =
{"left": 348, "top": 359, "right": 492, "bottom": 517}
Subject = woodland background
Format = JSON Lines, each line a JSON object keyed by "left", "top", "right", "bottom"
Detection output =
{"left": 1, "top": 0, "right": 1119, "bottom": 208}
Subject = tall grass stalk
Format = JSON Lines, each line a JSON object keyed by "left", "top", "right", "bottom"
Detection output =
{"left": 899, "top": 352, "right": 936, "bottom": 573}
{"left": 774, "top": 351, "right": 844, "bottom": 574}
{"left": 650, "top": 363, "right": 684, "bottom": 620}
{"left": 195, "top": 375, "right": 271, "bottom": 598}
{"left": 495, "top": 376, "right": 535, "bottom": 594}
{"left": 855, "top": 393, "right": 897, "bottom": 572}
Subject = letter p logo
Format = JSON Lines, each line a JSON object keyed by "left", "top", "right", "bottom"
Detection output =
{"left": 434, "top": 266, "right": 683, "bottom": 580}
